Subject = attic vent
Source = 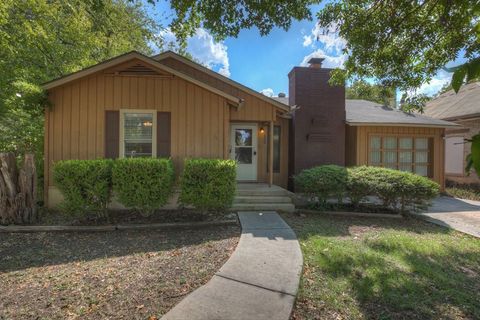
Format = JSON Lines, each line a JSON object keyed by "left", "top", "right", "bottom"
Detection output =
{"left": 118, "top": 63, "right": 160, "bottom": 75}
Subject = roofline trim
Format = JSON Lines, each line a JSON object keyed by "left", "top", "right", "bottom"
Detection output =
{"left": 153, "top": 51, "right": 290, "bottom": 112}
{"left": 42, "top": 51, "right": 241, "bottom": 105}
{"left": 346, "top": 121, "right": 459, "bottom": 128}
{"left": 441, "top": 113, "right": 480, "bottom": 121}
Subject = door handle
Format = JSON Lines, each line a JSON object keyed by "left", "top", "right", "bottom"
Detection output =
{"left": 253, "top": 150, "right": 257, "bottom": 156}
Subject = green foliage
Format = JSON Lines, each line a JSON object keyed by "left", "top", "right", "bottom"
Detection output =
{"left": 294, "top": 165, "right": 348, "bottom": 206}
{"left": 167, "top": 0, "right": 316, "bottom": 43}
{"left": 346, "top": 80, "right": 396, "bottom": 106}
{"left": 179, "top": 159, "right": 236, "bottom": 211}
{"left": 297, "top": 165, "right": 439, "bottom": 213}
{"left": 317, "top": 1, "right": 477, "bottom": 93}
{"left": 348, "top": 166, "right": 440, "bottom": 213}
{"left": 112, "top": 158, "right": 175, "bottom": 214}
{"left": 346, "top": 167, "right": 373, "bottom": 208}
{"left": 53, "top": 159, "right": 113, "bottom": 215}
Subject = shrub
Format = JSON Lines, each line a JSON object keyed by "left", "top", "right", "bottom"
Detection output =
{"left": 294, "top": 165, "right": 348, "bottom": 206}
{"left": 179, "top": 158, "right": 236, "bottom": 211}
{"left": 346, "top": 166, "right": 374, "bottom": 208}
{"left": 112, "top": 158, "right": 174, "bottom": 214}
{"left": 347, "top": 166, "right": 440, "bottom": 213}
{"left": 53, "top": 159, "right": 113, "bottom": 215}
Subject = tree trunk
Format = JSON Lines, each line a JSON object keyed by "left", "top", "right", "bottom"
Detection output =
{"left": 0, "top": 153, "right": 37, "bottom": 225}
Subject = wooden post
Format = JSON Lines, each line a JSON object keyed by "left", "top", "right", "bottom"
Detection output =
{"left": 269, "top": 120, "right": 274, "bottom": 187}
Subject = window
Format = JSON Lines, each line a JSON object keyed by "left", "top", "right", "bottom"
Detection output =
{"left": 120, "top": 111, "right": 156, "bottom": 158}
{"left": 369, "top": 136, "right": 432, "bottom": 177}
{"left": 267, "top": 126, "right": 281, "bottom": 173}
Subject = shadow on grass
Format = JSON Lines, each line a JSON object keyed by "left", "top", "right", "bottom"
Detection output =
{"left": 0, "top": 225, "right": 239, "bottom": 273}
{"left": 283, "top": 212, "right": 480, "bottom": 319}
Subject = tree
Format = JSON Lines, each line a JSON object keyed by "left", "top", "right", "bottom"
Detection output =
{"left": 346, "top": 80, "right": 396, "bottom": 106}
{"left": 0, "top": 0, "right": 161, "bottom": 154}
{"left": 315, "top": 1, "right": 478, "bottom": 92}
{"left": 165, "top": 0, "right": 317, "bottom": 43}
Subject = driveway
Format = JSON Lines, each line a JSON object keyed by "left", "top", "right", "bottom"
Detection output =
{"left": 419, "top": 196, "right": 480, "bottom": 238}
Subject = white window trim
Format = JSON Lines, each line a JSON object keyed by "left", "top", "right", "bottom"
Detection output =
{"left": 119, "top": 109, "right": 157, "bottom": 158}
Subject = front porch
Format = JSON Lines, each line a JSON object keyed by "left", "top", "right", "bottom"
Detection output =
{"left": 232, "top": 183, "right": 295, "bottom": 212}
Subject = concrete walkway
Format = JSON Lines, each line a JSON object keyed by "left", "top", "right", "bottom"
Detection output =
{"left": 162, "top": 211, "right": 303, "bottom": 320}
{"left": 417, "top": 196, "right": 480, "bottom": 238}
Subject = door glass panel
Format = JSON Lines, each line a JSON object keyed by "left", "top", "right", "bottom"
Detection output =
{"left": 399, "top": 164, "right": 412, "bottom": 172}
{"left": 235, "top": 129, "right": 252, "bottom": 146}
{"left": 235, "top": 147, "right": 253, "bottom": 164}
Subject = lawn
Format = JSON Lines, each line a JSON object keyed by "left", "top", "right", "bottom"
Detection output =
{"left": 283, "top": 213, "right": 480, "bottom": 320}
{"left": 0, "top": 226, "right": 239, "bottom": 319}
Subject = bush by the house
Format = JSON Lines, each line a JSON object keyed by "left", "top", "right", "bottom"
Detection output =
{"left": 53, "top": 159, "right": 113, "bottom": 215}
{"left": 294, "top": 165, "right": 348, "bottom": 206}
{"left": 179, "top": 158, "right": 236, "bottom": 211}
{"left": 112, "top": 158, "right": 174, "bottom": 214}
{"left": 346, "top": 166, "right": 374, "bottom": 208}
{"left": 296, "top": 165, "right": 440, "bottom": 213}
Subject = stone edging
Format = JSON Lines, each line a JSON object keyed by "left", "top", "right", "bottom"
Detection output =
{"left": 0, "top": 219, "right": 238, "bottom": 233}
{"left": 300, "top": 209, "right": 403, "bottom": 219}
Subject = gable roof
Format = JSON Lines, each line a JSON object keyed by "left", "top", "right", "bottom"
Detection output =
{"left": 424, "top": 81, "right": 480, "bottom": 120}
{"left": 42, "top": 51, "right": 242, "bottom": 105}
{"left": 272, "top": 96, "right": 456, "bottom": 128}
{"left": 153, "top": 51, "right": 290, "bottom": 112}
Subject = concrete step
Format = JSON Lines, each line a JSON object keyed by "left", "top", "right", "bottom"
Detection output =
{"left": 234, "top": 196, "right": 292, "bottom": 204}
{"left": 230, "top": 203, "right": 295, "bottom": 213}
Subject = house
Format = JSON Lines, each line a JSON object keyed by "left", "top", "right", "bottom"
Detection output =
{"left": 424, "top": 81, "right": 480, "bottom": 184}
{"left": 42, "top": 51, "right": 456, "bottom": 208}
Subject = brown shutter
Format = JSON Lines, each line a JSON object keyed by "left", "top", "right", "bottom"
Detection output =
{"left": 105, "top": 111, "right": 119, "bottom": 159}
{"left": 157, "top": 112, "right": 171, "bottom": 158}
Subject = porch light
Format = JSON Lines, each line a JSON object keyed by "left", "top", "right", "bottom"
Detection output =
{"left": 259, "top": 127, "right": 265, "bottom": 134}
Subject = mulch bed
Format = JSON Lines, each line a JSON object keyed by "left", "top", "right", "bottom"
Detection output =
{"left": 0, "top": 225, "right": 240, "bottom": 319}
{"left": 35, "top": 208, "right": 236, "bottom": 226}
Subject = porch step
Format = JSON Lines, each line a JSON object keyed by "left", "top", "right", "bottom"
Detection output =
{"left": 230, "top": 203, "right": 296, "bottom": 213}
{"left": 234, "top": 196, "right": 292, "bottom": 204}
{"left": 235, "top": 189, "right": 290, "bottom": 197}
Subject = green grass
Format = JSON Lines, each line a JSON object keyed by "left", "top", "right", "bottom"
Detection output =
{"left": 283, "top": 213, "right": 480, "bottom": 320}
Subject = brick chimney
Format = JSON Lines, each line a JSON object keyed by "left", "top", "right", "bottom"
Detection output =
{"left": 288, "top": 58, "right": 346, "bottom": 190}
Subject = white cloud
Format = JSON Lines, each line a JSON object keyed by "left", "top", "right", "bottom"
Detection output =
{"left": 260, "top": 88, "right": 275, "bottom": 97}
{"left": 300, "top": 49, "right": 347, "bottom": 69}
{"left": 159, "top": 28, "right": 231, "bottom": 77}
{"left": 302, "top": 23, "right": 346, "bottom": 56}
{"left": 302, "top": 35, "right": 313, "bottom": 47}
{"left": 417, "top": 71, "right": 452, "bottom": 96}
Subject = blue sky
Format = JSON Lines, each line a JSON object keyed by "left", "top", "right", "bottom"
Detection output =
{"left": 146, "top": 1, "right": 456, "bottom": 98}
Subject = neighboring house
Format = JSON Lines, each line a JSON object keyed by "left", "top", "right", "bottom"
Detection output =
{"left": 424, "top": 82, "right": 480, "bottom": 184}
{"left": 42, "top": 51, "right": 456, "bottom": 207}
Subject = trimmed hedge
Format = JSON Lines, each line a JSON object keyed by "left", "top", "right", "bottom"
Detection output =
{"left": 296, "top": 165, "right": 440, "bottom": 213}
{"left": 53, "top": 159, "right": 113, "bottom": 215}
{"left": 179, "top": 158, "right": 236, "bottom": 211}
{"left": 294, "top": 165, "right": 348, "bottom": 205}
{"left": 112, "top": 158, "right": 174, "bottom": 214}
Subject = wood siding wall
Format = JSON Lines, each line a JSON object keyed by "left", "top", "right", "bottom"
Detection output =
{"left": 345, "top": 125, "right": 445, "bottom": 189}
{"left": 45, "top": 62, "right": 289, "bottom": 205}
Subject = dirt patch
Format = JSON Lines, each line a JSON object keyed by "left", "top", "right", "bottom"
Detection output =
{"left": 36, "top": 209, "right": 235, "bottom": 226}
{"left": 0, "top": 226, "right": 239, "bottom": 319}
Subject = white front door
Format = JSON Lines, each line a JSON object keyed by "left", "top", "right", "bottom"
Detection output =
{"left": 230, "top": 124, "right": 257, "bottom": 181}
